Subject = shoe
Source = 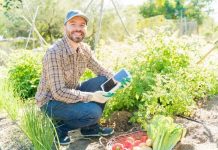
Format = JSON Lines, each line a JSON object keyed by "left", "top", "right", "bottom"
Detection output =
{"left": 81, "top": 126, "right": 114, "bottom": 137}
{"left": 55, "top": 136, "right": 71, "bottom": 146}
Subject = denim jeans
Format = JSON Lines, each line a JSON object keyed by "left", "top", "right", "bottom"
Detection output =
{"left": 41, "top": 76, "right": 108, "bottom": 138}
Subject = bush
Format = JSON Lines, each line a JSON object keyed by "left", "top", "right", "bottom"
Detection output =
{"left": 104, "top": 33, "right": 218, "bottom": 123}
{"left": 105, "top": 34, "right": 191, "bottom": 111}
{"left": 136, "top": 67, "right": 218, "bottom": 122}
{"left": 8, "top": 50, "right": 43, "bottom": 99}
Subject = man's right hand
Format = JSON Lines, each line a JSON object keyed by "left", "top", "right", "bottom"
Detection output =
{"left": 90, "top": 91, "right": 109, "bottom": 103}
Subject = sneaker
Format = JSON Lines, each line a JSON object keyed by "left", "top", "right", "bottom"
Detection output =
{"left": 55, "top": 136, "right": 71, "bottom": 146}
{"left": 81, "top": 126, "right": 114, "bottom": 137}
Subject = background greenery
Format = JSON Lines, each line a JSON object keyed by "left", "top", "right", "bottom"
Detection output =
{"left": 0, "top": 0, "right": 218, "bottom": 148}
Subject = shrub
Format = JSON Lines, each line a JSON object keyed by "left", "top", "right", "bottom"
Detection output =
{"left": 8, "top": 50, "right": 43, "bottom": 99}
{"left": 104, "top": 33, "right": 218, "bottom": 123}
{"left": 136, "top": 67, "right": 218, "bottom": 122}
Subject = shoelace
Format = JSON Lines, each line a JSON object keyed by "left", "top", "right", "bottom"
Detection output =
{"left": 63, "top": 136, "right": 69, "bottom": 141}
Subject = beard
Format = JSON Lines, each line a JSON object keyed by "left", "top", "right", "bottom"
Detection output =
{"left": 66, "top": 30, "right": 85, "bottom": 43}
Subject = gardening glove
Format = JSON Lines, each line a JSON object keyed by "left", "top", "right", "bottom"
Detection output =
{"left": 90, "top": 91, "right": 110, "bottom": 103}
{"left": 103, "top": 92, "right": 115, "bottom": 97}
{"left": 119, "top": 77, "right": 132, "bottom": 89}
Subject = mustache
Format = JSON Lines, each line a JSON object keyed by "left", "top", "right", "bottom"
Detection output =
{"left": 71, "top": 31, "right": 84, "bottom": 36}
{"left": 72, "top": 30, "right": 83, "bottom": 33}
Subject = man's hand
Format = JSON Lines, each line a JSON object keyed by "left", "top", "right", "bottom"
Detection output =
{"left": 90, "top": 91, "right": 109, "bottom": 103}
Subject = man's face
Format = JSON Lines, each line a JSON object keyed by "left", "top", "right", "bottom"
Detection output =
{"left": 64, "top": 16, "right": 87, "bottom": 43}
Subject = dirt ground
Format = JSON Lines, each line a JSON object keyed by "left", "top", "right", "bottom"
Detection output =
{"left": 0, "top": 97, "right": 218, "bottom": 150}
{"left": 0, "top": 114, "right": 32, "bottom": 150}
{"left": 174, "top": 96, "right": 218, "bottom": 150}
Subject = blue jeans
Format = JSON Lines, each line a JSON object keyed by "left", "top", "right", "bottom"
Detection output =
{"left": 41, "top": 76, "right": 108, "bottom": 138}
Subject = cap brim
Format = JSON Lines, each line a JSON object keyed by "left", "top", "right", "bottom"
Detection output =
{"left": 65, "top": 14, "right": 89, "bottom": 24}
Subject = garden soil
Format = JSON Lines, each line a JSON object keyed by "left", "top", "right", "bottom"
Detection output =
{"left": 174, "top": 96, "right": 218, "bottom": 150}
{"left": 0, "top": 97, "right": 218, "bottom": 150}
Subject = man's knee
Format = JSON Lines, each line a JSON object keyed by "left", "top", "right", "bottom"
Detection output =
{"left": 92, "top": 75, "right": 108, "bottom": 90}
{"left": 96, "top": 76, "right": 108, "bottom": 83}
{"left": 79, "top": 75, "right": 108, "bottom": 92}
{"left": 86, "top": 104, "right": 102, "bottom": 120}
{"left": 65, "top": 103, "right": 103, "bottom": 128}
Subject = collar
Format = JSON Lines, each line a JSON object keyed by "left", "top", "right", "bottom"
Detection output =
{"left": 63, "top": 34, "right": 84, "bottom": 55}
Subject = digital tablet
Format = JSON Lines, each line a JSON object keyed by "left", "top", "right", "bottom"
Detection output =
{"left": 113, "top": 68, "right": 131, "bottom": 82}
{"left": 101, "top": 69, "right": 131, "bottom": 92}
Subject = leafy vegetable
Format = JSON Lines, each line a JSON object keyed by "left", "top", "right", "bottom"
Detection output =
{"left": 147, "top": 115, "right": 186, "bottom": 150}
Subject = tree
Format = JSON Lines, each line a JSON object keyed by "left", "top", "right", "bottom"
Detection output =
{"left": 2, "top": 0, "right": 22, "bottom": 10}
{"left": 0, "top": 0, "right": 85, "bottom": 43}
{"left": 140, "top": 0, "right": 214, "bottom": 24}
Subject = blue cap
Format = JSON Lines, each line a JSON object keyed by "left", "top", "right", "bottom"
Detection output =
{"left": 64, "top": 10, "right": 89, "bottom": 25}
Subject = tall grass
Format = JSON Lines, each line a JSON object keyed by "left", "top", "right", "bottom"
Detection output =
{"left": 0, "top": 78, "right": 20, "bottom": 121}
{"left": 0, "top": 87, "right": 3, "bottom": 110}
{"left": 0, "top": 79, "right": 3, "bottom": 110}
{"left": 0, "top": 78, "right": 60, "bottom": 149}
{"left": 20, "top": 105, "right": 60, "bottom": 150}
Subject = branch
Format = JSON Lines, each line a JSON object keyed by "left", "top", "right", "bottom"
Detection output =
{"left": 196, "top": 40, "right": 218, "bottom": 64}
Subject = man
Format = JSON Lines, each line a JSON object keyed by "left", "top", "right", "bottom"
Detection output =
{"left": 35, "top": 10, "right": 115, "bottom": 145}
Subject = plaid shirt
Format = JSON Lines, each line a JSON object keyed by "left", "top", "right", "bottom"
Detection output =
{"left": 35, "top": 35, "right": 113, "bottom": 107}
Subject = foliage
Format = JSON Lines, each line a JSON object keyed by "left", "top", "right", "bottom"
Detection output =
{"left": 80, "top": 69, "right": 96, "bottom": 82}
{"left": 146, "top": 115, "right": 186, "bottom": 150}
{"left": 20, "top": 104, "right": 59, "bottom": 150}
{"left": 105, "top": 33, "right": 190, "bottom": 111}
{"left": 2, "top": 0, "right": 22, "bottom": 10}
{"left": 0, "top": 10, "right": 29, "bottom": 38}
{"left": 0, "top": 0, "right": 141, "bottom": 47}
{"left": 140, "top": 0, "right": 183, "bottom": 19}
{"left": 0, "top": 0, "right": 84, "bottom": 43}
{"left": 104, "top": 33, "right": 218, "bottom": 123}
{"left": 8, "top": 50, "right": 43, "bottom": 99}
{"left": 0, "top": 78, "right": 59, "bottom": 149}
{"left": 136, "top": 67, "right": 218, "bottom": 122}
{"left": 139, "top": 0, "right": 214, "bottom": 24}
{"left": 0, "top": 78, "right": 20, "bottom": 121}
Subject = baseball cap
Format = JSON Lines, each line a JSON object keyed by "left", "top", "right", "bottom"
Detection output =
{"left": 64, "top": 10, "right": 89, "bottom": 25}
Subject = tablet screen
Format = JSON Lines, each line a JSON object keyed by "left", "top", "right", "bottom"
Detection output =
{"left": 101, "top": 78, "right": 118, "bottom": 92}
{"left": 114, "top": 69, "right": 130, "bottom": 82}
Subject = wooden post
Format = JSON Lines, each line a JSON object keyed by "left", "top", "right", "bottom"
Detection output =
{"left": 25, "top": 6, "right": 39, "bottom": 49}
{"left": 94, "top": 0, "right": 104, "bottom": 51}
{"left": 196, "top": 40, "right": 218, "bottom": 64}
{"left": 111, "top": 0, "right": 130, "bottom": 36}
{"left": 22, "top": 15, "right": 48, "bottom": 46}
